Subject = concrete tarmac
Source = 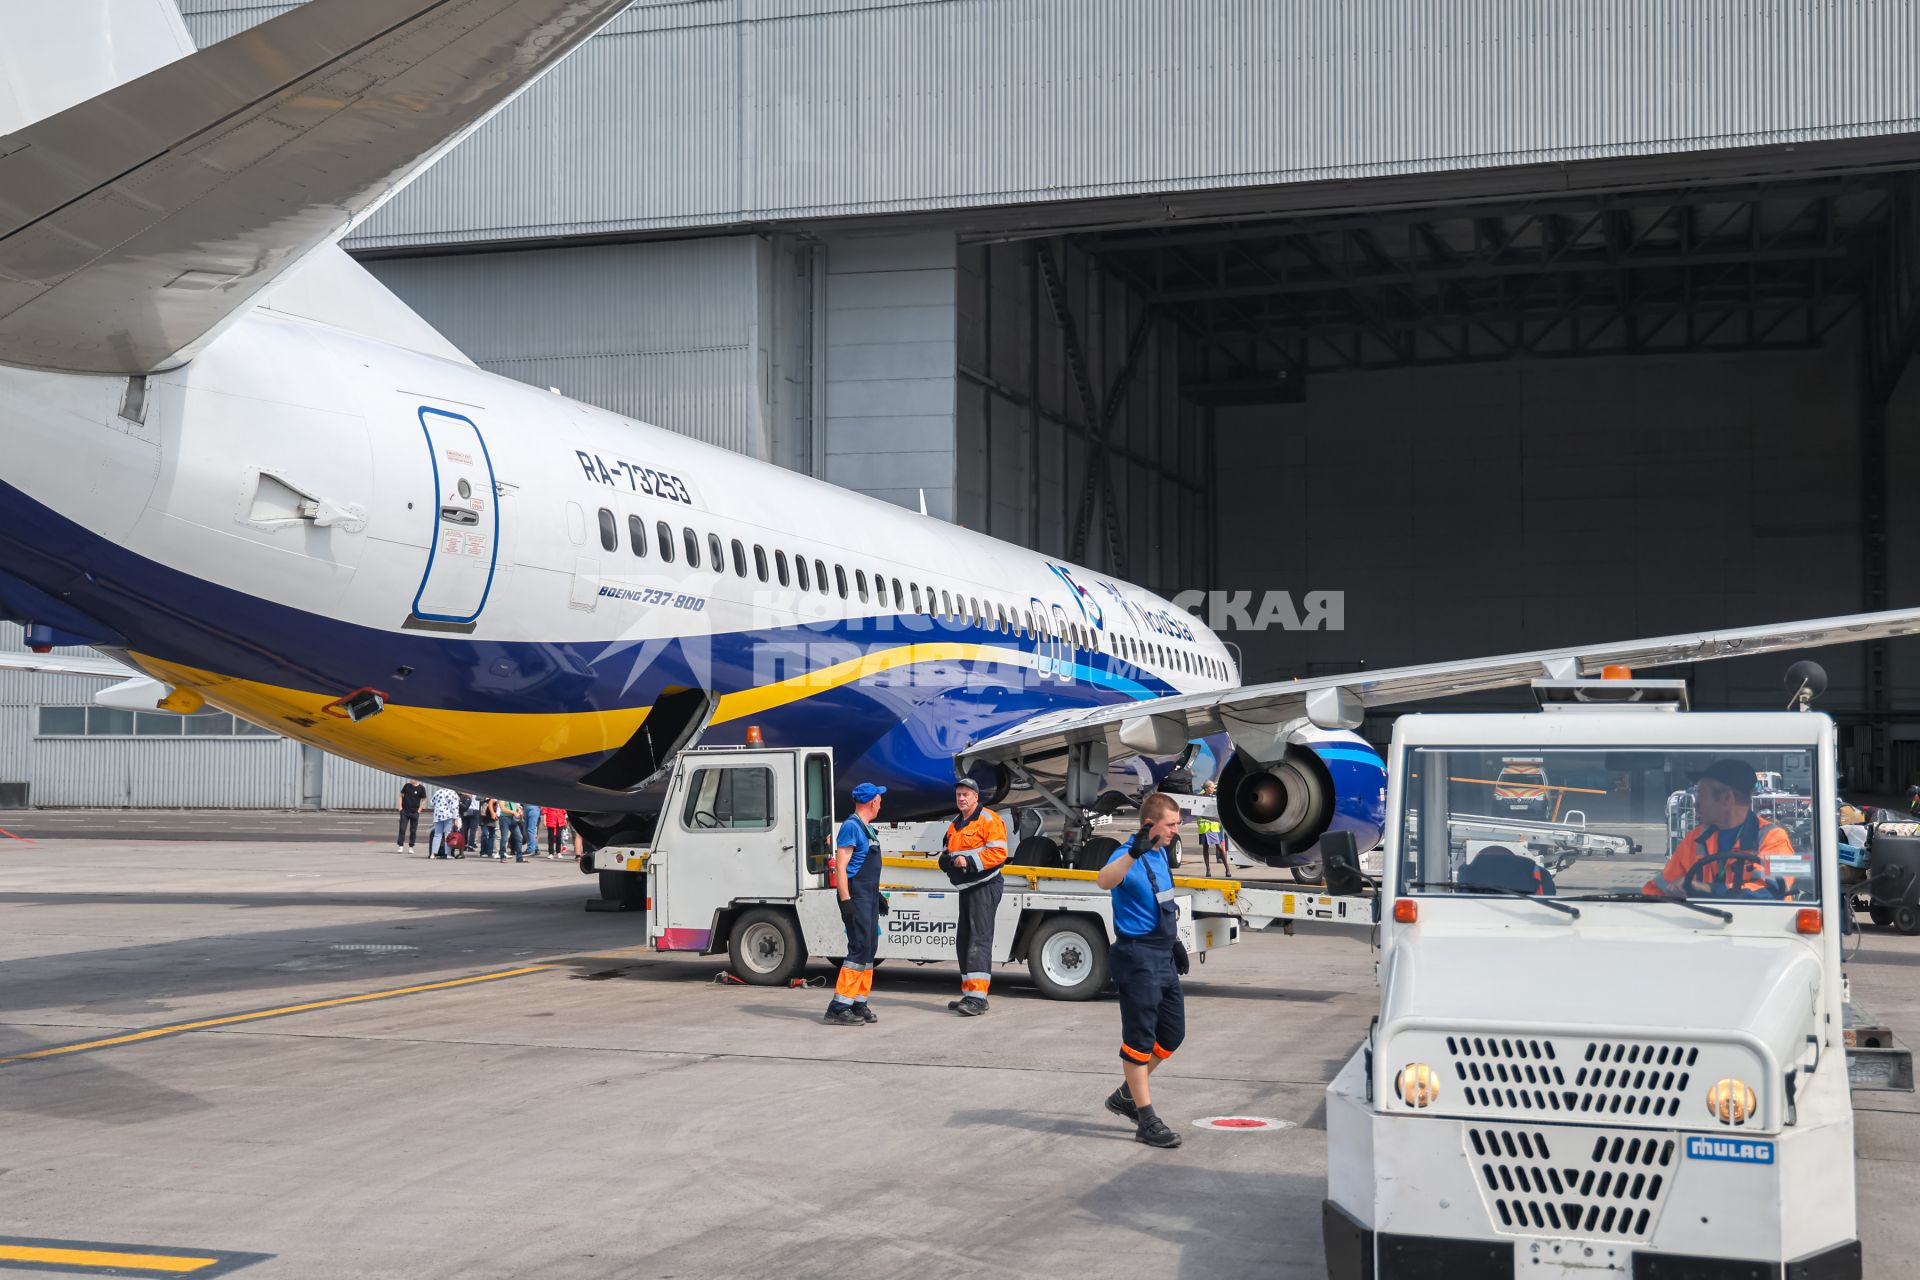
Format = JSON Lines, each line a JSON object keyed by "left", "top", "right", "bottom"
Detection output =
{"left": 2, "top": 831, "right": 1918, "bottom": 1279}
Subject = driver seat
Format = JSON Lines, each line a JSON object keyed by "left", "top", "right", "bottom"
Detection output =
{"left": 1460, "top": 845, "right": 1556, "bottom": 897}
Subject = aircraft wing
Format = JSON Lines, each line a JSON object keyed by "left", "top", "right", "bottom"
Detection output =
{"left": 0, "top": 0, "right": 633, "bottom": 374}
{"left": 961, "top": 606, "right": 1920, "bottom": 770}
{"left": 0, "top": 650, "right": 132, "bottom": 678}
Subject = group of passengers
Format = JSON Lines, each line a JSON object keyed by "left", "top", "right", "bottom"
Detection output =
{"left": 396, "top": 780, "right": 573, "bottom": 862}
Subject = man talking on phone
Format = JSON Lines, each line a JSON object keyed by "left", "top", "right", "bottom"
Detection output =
{"left": 1093, "top": 791, "right": 1187, "bottom": 1148}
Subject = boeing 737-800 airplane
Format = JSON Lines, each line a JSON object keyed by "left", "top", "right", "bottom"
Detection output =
{"left": 1, "top": 0, "right": 1916, "bottom": 864}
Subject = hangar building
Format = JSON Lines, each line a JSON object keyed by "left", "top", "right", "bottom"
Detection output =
{"left": 8, "top": 0, "right": 1920, "bottom": 805}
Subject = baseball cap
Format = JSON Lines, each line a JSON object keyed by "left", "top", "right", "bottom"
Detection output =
{"left": 953, "top": 776, "right": 981, "bottom": 793}
{"left": 1692, "top": 758, "right": 1757, "bottom": 798}
{"left": 851, "top": 782, "right": 887, "bottom": 803}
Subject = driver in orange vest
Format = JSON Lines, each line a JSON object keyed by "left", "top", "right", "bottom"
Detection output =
{"left": 1645, "top": 758, "right": 1793, "bottom": 898}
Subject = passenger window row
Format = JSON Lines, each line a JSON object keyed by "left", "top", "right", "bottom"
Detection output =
{"left": 593, "top": 505, "right": 1228, "bottom": 681}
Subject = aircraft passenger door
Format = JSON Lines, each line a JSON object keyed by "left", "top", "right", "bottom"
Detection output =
{"left": 413, "top": 406, "right": 498, "bottom": 624}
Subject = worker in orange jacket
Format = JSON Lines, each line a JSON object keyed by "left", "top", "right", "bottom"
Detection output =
{"left": 939, "top": 776, "right": 1010, "bottom": 1016}
{"left": 1645, "top": 758, "right": 1793, "bottom": 898}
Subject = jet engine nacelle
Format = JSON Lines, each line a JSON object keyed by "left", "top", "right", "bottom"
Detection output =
{"left": 1216, "top": 730, "right": 1386, "bottom": 867}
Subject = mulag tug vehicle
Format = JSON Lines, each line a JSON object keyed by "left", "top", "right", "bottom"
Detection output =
{"left": 1324, "top": 674, "right": 1907, "bottom": 1280}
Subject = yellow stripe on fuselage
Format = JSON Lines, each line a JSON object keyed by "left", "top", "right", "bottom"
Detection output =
{"left": 130, "top": 653, "right": 651, "bottom": 777}
{"left": 129, "top": 641, "right": 1038, "bottom": 780}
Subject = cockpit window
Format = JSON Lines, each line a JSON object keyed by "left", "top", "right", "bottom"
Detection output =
{"left": 1397, "top": 747, "right": 1820, "bottom": 906}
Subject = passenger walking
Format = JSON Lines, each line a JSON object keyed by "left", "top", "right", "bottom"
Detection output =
{"left": 501, "top": 801, "right": 526, "bottom": 862}
{"left": 430, "top": 785, "right": 461, "bottom": 858}
{"left": 824, "top": 782, "right": 887, "bottom": 1026}
{"left": 397, "top": 778, "right": 426, "bottom": 854}
{"left": 480, "top": 796, "right": 502, "bottom": 859}
{"left": 462, "top": 792, "right": 483, "bottom": 854}
{"left": 544, "top": 806, "right": 569, "bottom": 860}
{"left": 1094, "top": 792, "right": 1187, "bottom": 1148}
{"left": 939, "top": 776, "right": 1009, "bottom": 1016}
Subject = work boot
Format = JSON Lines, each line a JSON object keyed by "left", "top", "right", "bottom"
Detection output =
{"left": 855, "top": 1004, "right": 877, "bottom": 1024}
{"left": 953, "top": 997, "right": 988, "bottom": 1017}
{"left": 1104, "top": 1087, "right": 1139, "bottom": 1123}
{"left": 1135, "top": 1115, "right": 1182, "bottom": 1148}
{"left": 822, "top": 1005, "right": 865, "bottom": 1026}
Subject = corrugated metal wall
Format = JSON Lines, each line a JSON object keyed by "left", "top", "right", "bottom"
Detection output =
{"left": 365, "top": 239, "right": 773, "bottom": 456}
{"left": 955, "top": 239, "right": 1206, "bottom": 595}
{"left": 0, "top": 625, "right": 400, "bottom": 809}
{"left": 182, "top": 0, "right": 1920, "bottom": 250}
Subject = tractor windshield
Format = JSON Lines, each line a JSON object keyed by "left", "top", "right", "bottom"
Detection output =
{"left": 1397, "top": 746, "right": 1821, "bottom": 906}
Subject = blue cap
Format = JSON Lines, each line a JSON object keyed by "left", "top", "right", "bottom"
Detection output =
{"left": 851, "top": 782, "right": 887, "bottom": 803}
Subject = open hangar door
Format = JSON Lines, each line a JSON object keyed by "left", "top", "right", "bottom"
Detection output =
{"left": 1063, "top": 167, "right": 1920, "bottom": 789}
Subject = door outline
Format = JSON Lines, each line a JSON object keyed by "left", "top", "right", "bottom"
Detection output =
{"left": 413, "top": 405, "right": 499, "bottom": 624}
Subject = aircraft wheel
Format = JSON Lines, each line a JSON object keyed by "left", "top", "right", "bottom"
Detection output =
{"left": 1896, "top": 904, "right": 1920, "bottom": 937}
{"left": 1074, "top": 835, "right": 1120, "bottom": 872}
{"left": 1016, "top": 835, "right": 1061, "bottom": 867}
{"left": 1290, "top": 855, "right": 1324, "bottom": 885}
{"left": 598, "top": 869, "right": 644, "bottom": 907}
{"left": 1870, "top": 904, "right": 1894, "bottom": 928}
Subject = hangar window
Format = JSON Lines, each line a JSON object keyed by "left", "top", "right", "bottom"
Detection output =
{"left": 774, "top": 549, "right": 789, "bottom": 586}
{"left": 709, "top": 533, "right": 724, "bottom": 571}
{"left": 656, "top": 521, "right": 675, "bottom": 563}
{"left": 732, "top": 539, "right": 747, "bottom": 578}
{"left": 817, "top": 559, "right": 831, "bottom": 595}
{"left": 597, "top": 508, "right": 617, "bottom": 552}
{"left": 628, "top": 515, "right": 647, "bottom": 557}
{"left": 38, "top": 706, "right": 273, "bottom": 738}
{"left": 753, "top": 544, "right": 768, "bottom": 582}
{"left": 795, "top": 554, "right": 809, "bottom": 591}
{"left": 854, "top": 569, "right": 867, "bottom": 603}
{"left": 684, "top": 528, "right": 701, "bottom": 568}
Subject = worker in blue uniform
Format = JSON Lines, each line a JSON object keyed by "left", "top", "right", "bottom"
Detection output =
{"left": 824, "top": 782, "right": 887, "bottom": 1026}
{"left": 1094, "top": 791, "right": 1188, "bottom": 1148}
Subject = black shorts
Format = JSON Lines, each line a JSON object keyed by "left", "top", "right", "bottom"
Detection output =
{"left": 1111, "top": 937, "right": 1184, "bottom": 1065}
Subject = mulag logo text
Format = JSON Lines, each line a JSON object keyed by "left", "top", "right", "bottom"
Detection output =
{"left": 1685, "top": 1136, "right": 1774, "bottom": 1164}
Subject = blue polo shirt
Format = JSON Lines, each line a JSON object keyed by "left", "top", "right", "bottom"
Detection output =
{"left": 1107, "top": 834, "right": 1176, "bottom": 940}
{"left": 837, "top": 816, "right": 875, "bottom": 876}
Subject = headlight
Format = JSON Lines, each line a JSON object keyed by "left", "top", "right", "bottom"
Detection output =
{"left": 1705, "top": 1078, "right": 1757, "bottom": 1125}
{"left": 1396, "top": 1063, "right": 1440, "bottom": 1107}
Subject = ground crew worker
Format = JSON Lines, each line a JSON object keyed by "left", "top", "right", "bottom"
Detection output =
{"left": 939, "top": 776, "right": 1010, "bottom": 1016}
{"left": 1196, "top": 780, "right": 1228, "bottom": 877}
{"left": 824, "top": 782, "right": 887, "bottom": 1026}
{"left": 1645, "top": 758, "right": 1793, "bottom": 898}
{"left": 1094, "top": 791, "right": 1187, "bottom": 1148}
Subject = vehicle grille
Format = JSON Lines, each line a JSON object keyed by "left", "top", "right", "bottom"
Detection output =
{"left": 1467, "top": 1124, "right": 1675, "bottom": 1241}
{"left": 1448, "top": 1034, "right": 1699, "bottom": 1121}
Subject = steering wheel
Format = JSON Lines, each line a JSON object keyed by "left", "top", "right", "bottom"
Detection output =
{"left": 1682, "top": 851, "right": 1775, "bottom": 898}
{"left": 692, "top": 810, "right": 720, "bottom": 829}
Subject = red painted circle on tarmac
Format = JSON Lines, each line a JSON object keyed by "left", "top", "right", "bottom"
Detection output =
{"left": 1194, "top": 1115, "right": 1293, "bottom": 1132}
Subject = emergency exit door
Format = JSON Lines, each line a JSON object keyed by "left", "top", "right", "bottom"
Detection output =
{"left": 413, "top": 406, "right": 498, "bottom": 624}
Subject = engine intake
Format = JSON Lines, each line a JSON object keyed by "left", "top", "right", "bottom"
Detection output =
{"left": 1217, "top": 747, "right": 1335, "bottom": 867}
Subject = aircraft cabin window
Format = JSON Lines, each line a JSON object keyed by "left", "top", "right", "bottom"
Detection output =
{"left": 597, "top": 508, "right": 617, "bottom": 552}
{"left": 873, "top": 574, "right": 885, "bottom": 607}
{"left": 795, "top": 555, "right": 810, "bottom": 591}
{"left": 911, "top": 583, "right": 923, "bottom": 612}
{"left": 732, "top": 539, "right": 747, "bottom": 578}
{"left": 941, "top": 589, "right": 953, "bottom": 618}
{"left": 628, "top": 515, "right": 647, "bottom": 557}
{"left": 892, "top": 578, "right": 904, "bottom": 607}
{"left": 853, "top": 569, "right": 866, "bottom": 602}
{"left": 657, "top": 520, "right": 674, "bottom": 563}
{"left": 837, "top": 565, "right": 850, "bottom": 600}
{"left": 775, "top": 549, "right": 789, "bottom": 586}
{"left": 753, "top": 545, "right": 768, "bottom": 582}
{"left": 684, "top": 528, "right": 701, "bottom": 568}
{"left": 709, "top": 533, "right": 724, "bottom": 571}
{"left": 816, "top": 559, "right": 830, "bottom": 595}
